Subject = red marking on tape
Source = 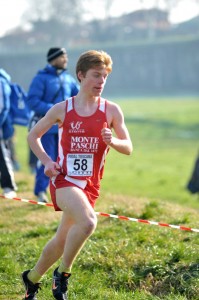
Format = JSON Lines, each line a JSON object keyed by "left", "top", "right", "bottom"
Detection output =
{"left": 139, "top": 219, "right": 150, "bottom": 224}
{"left": 118, "top": 216, "right": 129, "bottom": 221}
{"left": 158, "top": 223, "right": 170, "bottom": 227}
{"left": 99, "top": 212, "right": 110, "bottom": 217}
{"left": 180, "top": 226, "right": 192, "bottom": 231}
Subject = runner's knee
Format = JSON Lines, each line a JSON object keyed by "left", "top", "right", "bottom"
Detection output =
{"left": 81, "top": 215, "right": 97, "bottom": 236}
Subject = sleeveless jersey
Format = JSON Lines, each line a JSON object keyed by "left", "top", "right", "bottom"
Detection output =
{"left": 57, "top": 96, "right": 109, "bottom": 188}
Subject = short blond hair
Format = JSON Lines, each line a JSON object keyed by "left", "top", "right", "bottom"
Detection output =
{"left": 76, "top": 50, "right": 113, "bottom": 82}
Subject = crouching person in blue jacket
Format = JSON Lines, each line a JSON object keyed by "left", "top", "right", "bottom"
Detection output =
{"left": 27, "top": 47, "right": 79, "bottom": 202}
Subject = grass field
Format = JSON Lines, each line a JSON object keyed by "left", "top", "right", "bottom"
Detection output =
{"left": 0, "top": 98, "right": 199, "bottom": 299}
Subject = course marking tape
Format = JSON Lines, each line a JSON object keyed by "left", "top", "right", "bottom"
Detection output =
{"left": 1, "top": 194, "right": 199, "bottom": 233}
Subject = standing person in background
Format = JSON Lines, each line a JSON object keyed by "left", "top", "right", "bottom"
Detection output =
{"left": 28, "top": 146, "right": 38, "bottom": 174}
{"left": 8, "top": 82, "right": 30, "bottom": 172}
{"left": 0, "top": 68, "right": 17, "bottom": 198}
{"left": 22, "top": 50, "right": 133, "bottom": 300}
{"left": 6, "top": 134, "right": 20, "bottom": 171}
{"left": 27, "top": 47, "right": 79, "bottom": 203}
{"left": 186, "top": 151, "right": 199, "bottom": 195}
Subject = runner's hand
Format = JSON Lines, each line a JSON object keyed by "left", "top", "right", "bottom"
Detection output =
{"left": 44, "top": 161, "right": 61, "bottom": 178}
{"left": 101, "top": 122, "right": 113, "bottom": 145}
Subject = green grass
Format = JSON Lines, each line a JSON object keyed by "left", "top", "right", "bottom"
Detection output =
{"left": 0, "top": 97, "right": 199, "bottom": 299}
{"left": 102, "top": 98, "right": 199, "bottom": 208}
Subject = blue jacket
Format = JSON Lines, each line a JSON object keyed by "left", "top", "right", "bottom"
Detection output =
{"left": 0, "top": 68, "right": 14, "bottom": 140}
{"left": 27, "top": 64, "right": 79, "bottom": 134}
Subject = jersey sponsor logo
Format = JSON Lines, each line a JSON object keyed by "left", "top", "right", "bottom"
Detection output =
{"left": 71, "top": 136, "right": 99, "bottom": 153}
{"left": 69, "top": 121, "right": 84, "bottom": 133}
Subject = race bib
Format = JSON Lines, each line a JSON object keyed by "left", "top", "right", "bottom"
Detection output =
{"left": 67, "top": 154, "right": 94, "bottom": 177}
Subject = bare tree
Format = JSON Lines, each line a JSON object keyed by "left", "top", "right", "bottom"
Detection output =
{"left": 49, "top": 0, "right": 84, "bottom": 24}
{"left": 103, "top": 0, "right": 115, "bottom": 19}
{"left": 23, "top": 0, "right": 84, "bottom": 25}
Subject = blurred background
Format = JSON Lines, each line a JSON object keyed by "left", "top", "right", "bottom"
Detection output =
{"left": 0, "top": 0, "right": 199, "bottom": 98}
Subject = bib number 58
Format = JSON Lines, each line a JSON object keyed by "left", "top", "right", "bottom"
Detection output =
{"left": 74, "top": 158, "right": 88, "bottom": 171}
{"left": 67, "top": 154, "right": 93, "bottom": 176}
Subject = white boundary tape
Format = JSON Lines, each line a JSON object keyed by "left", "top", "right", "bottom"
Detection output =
{"left": 1, "top": 195, "right": 199, "bottom": 233}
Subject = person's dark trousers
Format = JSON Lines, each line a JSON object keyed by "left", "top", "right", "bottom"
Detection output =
{"left": 0, "top": 139, "right": 17, "bottom": 190}
{"left": 34, "top": 133, "right": 58, "bottom": 196}
{"left": 187, "top": 153, "right": 199, "bottom": 194}
{"left": 28, "top": 147, "right": 38, "bottom": 172}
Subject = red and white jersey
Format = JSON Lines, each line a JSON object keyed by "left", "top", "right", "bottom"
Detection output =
{"left": 57, "top": 96, "right": 109, "bottom": 188}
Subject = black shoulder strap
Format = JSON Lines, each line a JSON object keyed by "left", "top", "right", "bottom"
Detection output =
{"left": 43, "top": 69, "right": 64, "bottom": 103}
{"left": 51, "top": 83, "right": 63, "bottom": 103}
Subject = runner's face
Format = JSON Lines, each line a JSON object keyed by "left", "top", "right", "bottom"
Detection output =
{"left": 80, "top": 68, "right": 109, "bottom": 96}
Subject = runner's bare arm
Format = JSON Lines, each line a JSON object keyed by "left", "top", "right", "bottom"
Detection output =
{"left": 27, "top": 102, "right": 65, "bottom": 174}
{"left": 101, "top": 102, "right": 133, "bottom": 155}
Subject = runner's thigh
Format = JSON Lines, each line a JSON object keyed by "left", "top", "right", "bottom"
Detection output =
{"left": 56, "top": 186, "right": 96, "bottom": 223}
